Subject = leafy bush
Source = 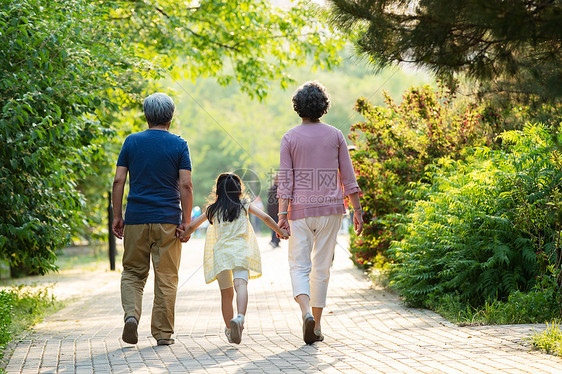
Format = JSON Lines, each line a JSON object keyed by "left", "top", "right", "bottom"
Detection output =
{"left": 348, "top": 84, "right": 492, "bottom": 266}
{"left": 390, "top": 124, "right": 562, "bottom": 311}
{"left": 504, "top": 103, "right": 562, "bottom": 131}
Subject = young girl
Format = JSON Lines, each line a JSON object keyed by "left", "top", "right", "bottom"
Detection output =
{"left": 178, "top": 172, "right": 289, "bottom": 344}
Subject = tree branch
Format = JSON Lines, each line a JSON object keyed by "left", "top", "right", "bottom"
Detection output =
{"left": 185, "top": 28, "right": 241, "bottom": 52}
{"left": 122, "top": 0, "right": 170, "bottom": 19}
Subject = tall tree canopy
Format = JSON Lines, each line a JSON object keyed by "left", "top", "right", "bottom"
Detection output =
{"left": 328, "top": 0, "right": 562, "bottom": 101}
{"left": 0, "top": 0, "right": 342, "bottom": 276}
{"left": 109, "top": 0, "right": 342, "bottom": 99}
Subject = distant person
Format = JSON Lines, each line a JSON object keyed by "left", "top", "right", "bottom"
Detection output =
{"left": 267, "top": 174, "right": 280, "bottom": 248}
{"left": 112, "top": 92, "right": 193, "bottom": 346}
{"left": 191, "top": 206, "right": 202, "bottom": 237}
{"left": 277, "top": 81, "right": 364, "bottom": 344}
{"left": 177, "top": 173, "right": 289, "bottom": 344}
{"left": 191, "top": 206, "right": 201, "bottom": 221}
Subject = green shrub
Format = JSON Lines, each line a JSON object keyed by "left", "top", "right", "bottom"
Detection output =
{"left": 348, "top": 84, "right": 492, "bottom": 267}
{"left": 390, "top": 124, "right": 562, "bottom": 311}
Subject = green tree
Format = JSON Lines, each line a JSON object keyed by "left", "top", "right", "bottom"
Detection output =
{"left": 0, "top": 0, "right": 147, "bottom": 276}
{"left": 107, "top": 0, "right": 343, "bottom": 100}
{"left": 327, "top": 0, "right": 562, "bottom": 102}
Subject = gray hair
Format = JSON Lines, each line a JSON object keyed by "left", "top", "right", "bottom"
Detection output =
{"left": 292, "top": 81, "right": 331, "bottom": 120}
{"left": 143, "top": 93, "right": 175, "bottom": 126}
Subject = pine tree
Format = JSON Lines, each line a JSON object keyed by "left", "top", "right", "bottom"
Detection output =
{"left": 328, "top": 0, "right": 562, "bottom": 102}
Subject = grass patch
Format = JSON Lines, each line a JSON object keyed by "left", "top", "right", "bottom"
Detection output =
{"left": 530, "top": 322, "right": 562, "bottom": 356}
{"left": 55, "top": 244, "right": 121, "bottom": 272}
{"left": 424, "top": 290, "right": 561, "bottom": 326}
{"left": 422, "top": 290, "right": 561, "bottom": 326}
{"left": 56, "top": 252, "right": 109, "bottom": 272}
{"left": 470, "top": 290, "right": 560, "bottom": 325}
{"left": 0, "top": 286, "right": 63, "bottom": 371}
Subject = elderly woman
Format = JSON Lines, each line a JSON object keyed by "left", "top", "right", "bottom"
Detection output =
{"left": 277, "top": 81, "right": 364, "bottom": 345}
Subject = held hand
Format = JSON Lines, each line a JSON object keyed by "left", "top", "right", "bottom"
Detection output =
{"left": 278, "top": 227, "right": 290, "bottom": 240}
{"left": 353, "top": 210, "right": 364, "bottom": 236}
{"left": 277, "top": 216, "right": 291, "bottom": 238}
{"left": 176, "top": 223, "right": 191, "bottom": 243}
{"left": 112, "top": 216, "right": 124, "bottom": 239}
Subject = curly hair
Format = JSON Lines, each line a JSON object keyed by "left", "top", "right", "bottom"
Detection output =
{"left": 292, "top": 81, "right": 331, "bottom": 120}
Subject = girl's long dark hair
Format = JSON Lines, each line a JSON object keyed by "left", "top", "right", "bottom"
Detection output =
{"left": 206, "top": 173, "right": 246, "bottom": 224}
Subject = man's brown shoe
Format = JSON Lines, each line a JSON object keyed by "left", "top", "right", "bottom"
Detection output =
{"left": 157, "top": 338, "right": 175, "bottom": 346}
{"left": 122, "top": 317, "right": 138, "bottom": 344}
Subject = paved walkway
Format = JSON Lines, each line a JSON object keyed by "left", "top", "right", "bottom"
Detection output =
{"left": 3, "top": 236, "right": 562, "bottom": 373}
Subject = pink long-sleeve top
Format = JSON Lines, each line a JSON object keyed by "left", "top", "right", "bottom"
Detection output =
{"left": 277, "top": 123, "right": 361, "bottom": 220}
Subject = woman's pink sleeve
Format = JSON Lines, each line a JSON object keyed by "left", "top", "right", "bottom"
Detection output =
{"left": 338, "top": 130, "right": 361, "bottom": 196}
{"left": 277, "top": 135, "right": 294, "bottom": 199}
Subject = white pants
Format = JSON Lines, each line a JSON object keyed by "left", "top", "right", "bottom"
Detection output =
{"left": 288, "top": 214, "right": 343, "bottom": 308}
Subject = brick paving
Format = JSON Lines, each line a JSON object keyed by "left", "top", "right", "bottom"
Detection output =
{"left": 3, "top": 236, "right": 562, "bottom": 373}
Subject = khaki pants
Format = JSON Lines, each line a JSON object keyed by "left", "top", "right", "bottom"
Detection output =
{"left": 121, "top": 223, "right": 181, "bottom": 340}
{"left": 288, "top": 214, "right": 343, "bottom": 308}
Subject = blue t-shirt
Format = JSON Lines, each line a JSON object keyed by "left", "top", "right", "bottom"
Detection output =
{"left": 116, "top": 129, "right": 192, "bottom": 225}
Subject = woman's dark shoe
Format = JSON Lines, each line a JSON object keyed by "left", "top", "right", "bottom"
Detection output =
{"left": 302, "top": 313, "right": 316, "bottom": 345}
{"left": 314, "top": 328, "right": 324, "bottom": 342}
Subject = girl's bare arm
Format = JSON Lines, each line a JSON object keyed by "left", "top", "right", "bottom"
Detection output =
{"left": 177, "top": 212, "right": 208, "bottom": 239}
{"left": 249, "top": 203, "right": 289, "bottom": 238}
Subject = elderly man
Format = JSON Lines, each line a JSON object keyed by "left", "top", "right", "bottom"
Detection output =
{"left": 112, "top": 93, "right": 193, "bottom": 346}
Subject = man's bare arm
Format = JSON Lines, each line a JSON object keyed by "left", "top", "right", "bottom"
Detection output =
{"left": 178, "top": 169, "right": 193, "bottom": 241}
{"left": 112, "top": 166, "right": 128, "bottom": 239}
